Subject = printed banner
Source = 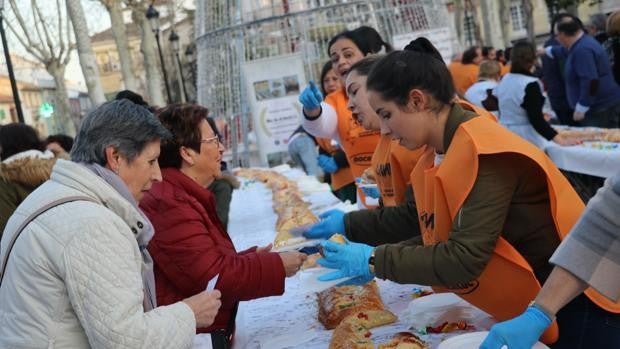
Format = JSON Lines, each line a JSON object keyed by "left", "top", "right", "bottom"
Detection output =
{"left": 243, "top": 54, "right": 306, "bottom": 166}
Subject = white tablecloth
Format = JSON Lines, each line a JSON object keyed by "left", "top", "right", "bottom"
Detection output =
{"left": 545, "top": 142, "right": 620, "bottom": 178}
{"left": 192, "top": 167, "right": 494, "bottom": 349}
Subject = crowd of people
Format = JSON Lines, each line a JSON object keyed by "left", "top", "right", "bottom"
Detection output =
{"left": 0, "top": 10, "right": 619, "bottom": 349}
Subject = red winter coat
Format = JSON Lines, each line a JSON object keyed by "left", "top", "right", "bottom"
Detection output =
{"left": 140, "top": 168, "right": 285, "bottom": 334}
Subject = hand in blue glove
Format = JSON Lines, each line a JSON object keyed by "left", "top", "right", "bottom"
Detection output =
{"left": 360, "top": 184, "right": 380, "bottom": 199}
{"left": 355, "top": 177, "right": 380, "bottom": 199}
{"left": 303, "top": 209, "right": 345, "bottom": 239}
{"left": 316, "top": 238, "right": 374, "bottom": 283}
{"left": 299, "top": 81, "right": 323, "bottom": 111}
{"left": 318, "top": 154, "right": 338, "bottom": 174}
{"left": 479, "top": 306, "right": 553, "bottom": 349}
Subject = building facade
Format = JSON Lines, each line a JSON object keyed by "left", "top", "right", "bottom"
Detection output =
{"left": 90, "top": 6, "right": 195, "bottom": 104}
{"left": 0, "top": 54, "right": 89, "bottom": 136}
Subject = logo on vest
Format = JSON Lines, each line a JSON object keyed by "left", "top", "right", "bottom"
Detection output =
{"left": 375, "top": 163, "right": 391, "bottom": 177}
{"left": 445, "top": 279, "right": 480, "bottom": 295}
{"left": 350, "top": 152, "right": 373, "bottom": 165}
{"left": 419, "top": 212, "right": 434, "bottom": 230}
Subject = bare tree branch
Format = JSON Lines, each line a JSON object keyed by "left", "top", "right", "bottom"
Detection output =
{"left": 62, "top": 0, "right": 74, "bottom": 66}
{"left": 33, "top": 0, "right": 58, "bottom": 58}
{"left": 7, "top": 0, "right": 44, "bottom": 57}
{"left": 62, "top": 7, "right": 73, "bottom": 66}
{"left": 30, "top": 0, "right": 49, "bottom": 57}
{"left": 3, "top": 19, "right": 46, "bottom": 62}
{"left": 57, "top": 0, "right": 66, "bottom": 60}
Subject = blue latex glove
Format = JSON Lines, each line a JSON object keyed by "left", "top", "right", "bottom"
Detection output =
{"left": 318, "top": 154, "right": 338, "bottom": 174}
{"left": 298, "top": 81, "right": 323, "bottom": 111}
{"left": 303, "top": 209, "right": 345, "bottom": 239}
{"left": 360, "top": 184, "right": 380, "bottom": 199}
{"left": 480, "top": 306, "right": 553, "bottom": 349}
{"left": 316, "top": 238, "right": 374, "bottom": 282}
{"left": 355, "top": 177, "right": 380, "bottom": 199}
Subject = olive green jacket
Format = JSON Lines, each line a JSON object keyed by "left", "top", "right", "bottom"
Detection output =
{"left": 344, "top": 104, "right": 561, "bottom": 288}
{"left": 207, "top": 172, "right": 240, "bottom": 229}
{"left": 0, "top": 152, "right": 61, "bottom": 236}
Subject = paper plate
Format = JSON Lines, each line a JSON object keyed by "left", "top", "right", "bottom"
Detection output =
{"left": 437, "top": 331, "right": 549, "bottom": 349}
{"left": 297, "top": 266, "right": 356, "bottom": 293}
{"left": 273, "top": 238, "right": 320, "bottom": 252}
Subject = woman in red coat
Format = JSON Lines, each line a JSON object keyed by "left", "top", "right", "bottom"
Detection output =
{"left": 140, "top": 104, "right": 306, "bottom": 348}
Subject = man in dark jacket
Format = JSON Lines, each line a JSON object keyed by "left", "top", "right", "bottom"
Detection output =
{"left": 542, "top": 14, "right": 578, "bottom": 126}
{"left": 555, "top": 15, "right": 620, "bottom": 128}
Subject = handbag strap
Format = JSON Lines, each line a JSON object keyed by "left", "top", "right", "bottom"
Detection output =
{"left": 0, "top": 195, "right": 96, "bottom": 285}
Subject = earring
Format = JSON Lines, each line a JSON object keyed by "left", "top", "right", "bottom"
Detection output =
{"left": 113, "top": 167, "right": 120, "bottom": 175}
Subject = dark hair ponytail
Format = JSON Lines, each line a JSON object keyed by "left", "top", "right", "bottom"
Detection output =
{"left": 367, "top": 50, "right": 455, "bottom": 108}
{"left": 404, "top": 37, "right": 443, "bottom": 63}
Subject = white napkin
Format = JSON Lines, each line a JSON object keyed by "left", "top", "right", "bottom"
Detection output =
{"left": 192, "top": 334, "right": 213, "bottom": 349}
{"left": 297, "top": 267, "right": 357, "bottom": 294}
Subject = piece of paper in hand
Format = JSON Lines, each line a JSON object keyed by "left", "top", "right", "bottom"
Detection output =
{"left": 191, "top": 275, "right": 220, "bottom": 349}
{"left": 206, "top": 274, "right": 219, "bottom": 292}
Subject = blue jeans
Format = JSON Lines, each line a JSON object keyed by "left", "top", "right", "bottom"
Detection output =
{"left": 288, "top": 134, "right": 321, "bottom": 176}
{"left": 552, "top": 294, "right": 620, "bottom": 348}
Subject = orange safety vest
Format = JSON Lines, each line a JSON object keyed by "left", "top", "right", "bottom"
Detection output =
{"left": 448, "top": 62, "right": 479, "bottom": 97}
{"left": 325, "top": 89, "right": 380, "bottom": 207}
{"left": 500, "top": 63, "right": 511, "bottom": 77}
{"left": 410, "top": 114, "right": 620, "bottom": 344}
{"left": 371, "top": 135, "right": 426, "bottom": 206}
{"left": 315, "top": 137, "right": 355, "bottom": 191}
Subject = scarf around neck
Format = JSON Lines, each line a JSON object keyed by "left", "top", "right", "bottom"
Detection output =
{"left": 83, "top": 162, "right": 157, "bottom": 311}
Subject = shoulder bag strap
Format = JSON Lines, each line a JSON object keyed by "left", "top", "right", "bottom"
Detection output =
{"left": 0, "top": 195, "right": 96, "bottom": 285}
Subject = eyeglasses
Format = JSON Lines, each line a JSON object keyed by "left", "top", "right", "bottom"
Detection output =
{"left": 200, "top": 135, "right": 220, "bottom": 147}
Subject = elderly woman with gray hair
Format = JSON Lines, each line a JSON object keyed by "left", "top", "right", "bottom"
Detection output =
{"left": 0, "top": 99, "right": 221, "bottom": 348}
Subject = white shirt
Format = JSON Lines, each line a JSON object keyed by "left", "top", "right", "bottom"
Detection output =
{"left": 464, "top": 79, "right": 498, "bottom": 112}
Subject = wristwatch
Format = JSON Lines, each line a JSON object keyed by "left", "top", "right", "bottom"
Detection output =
{"left": 368, "top": 248, "right": 376, "bottom": 275}
{"left": 528, "top": 300, "right": 556, "bottom": 321}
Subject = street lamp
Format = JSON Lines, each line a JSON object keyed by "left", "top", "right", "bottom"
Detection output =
{"left": 185, "top": 45, "right": 195, "bottom": 63}
{"left": 168, "top": 30, "right": 188, "bottom": 103}
{"left": 145, "top": 4, "right": 172, "bottom": 104}
{"left": 0, "top": 0, "right": 24, "bottom": 123}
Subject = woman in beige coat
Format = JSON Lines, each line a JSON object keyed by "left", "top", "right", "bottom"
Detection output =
{"left": 0, "top": 100, "right": 221, "bottom": 348}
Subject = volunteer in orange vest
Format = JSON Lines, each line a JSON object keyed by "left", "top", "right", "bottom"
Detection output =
{"left": 343, "top": 55, "right": 421, "bottom": 208}
{"left": 448, "top": 46, "right": 481, "bottom": 97}
{"left": 346, "top": 41, "right": 441, "bottom": 208}
{"left": 299, "top": 26, "right": 387, "bottom": 208}
{"left": 310, "top": 49, "right": 620, "bottom": 348}
{"left": 316, "top": 61, "right": 357, "bottom": 204}
{"left": 499, "top": 47, "right": 512, "bottom": 76}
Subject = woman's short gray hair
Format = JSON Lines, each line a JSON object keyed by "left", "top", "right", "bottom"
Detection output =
{"left": 70, "top": 99, "right": 171, "bottom": 165}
